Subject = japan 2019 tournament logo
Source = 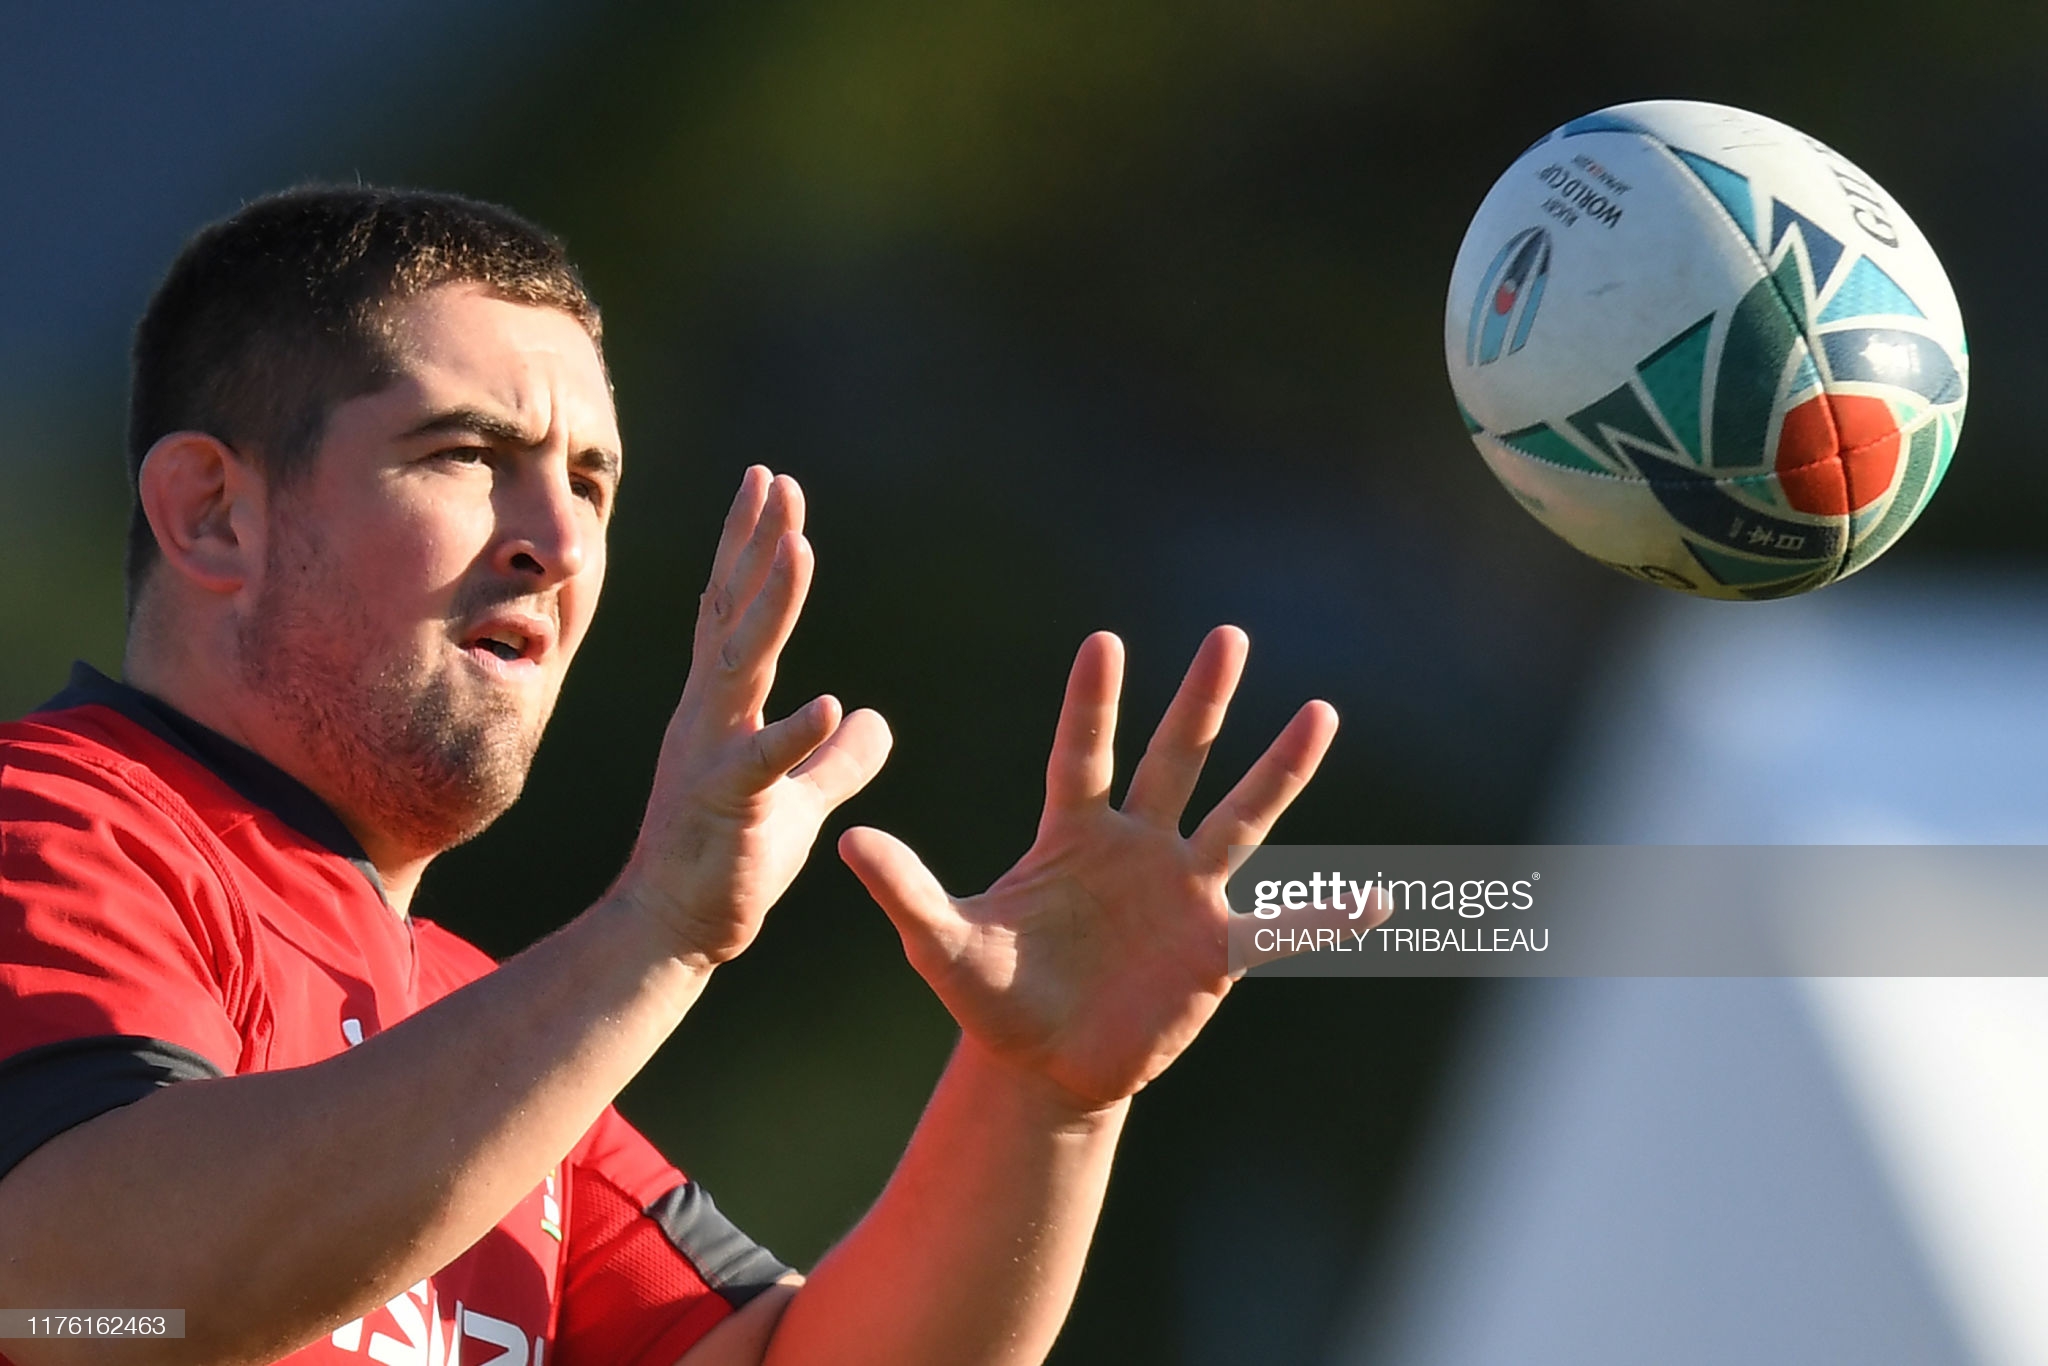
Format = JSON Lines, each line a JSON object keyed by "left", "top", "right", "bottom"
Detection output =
{"left": 1466, "top": 226, "right": 1551, "bottom": 365}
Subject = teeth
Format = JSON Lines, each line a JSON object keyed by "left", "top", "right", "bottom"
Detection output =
{"left": 469, "top": 629, "right": 527, "bottom": 661}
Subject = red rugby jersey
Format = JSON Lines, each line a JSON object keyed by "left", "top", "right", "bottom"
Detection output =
{"left": 0, "top": 664, "right": 789, "bottom": 1366}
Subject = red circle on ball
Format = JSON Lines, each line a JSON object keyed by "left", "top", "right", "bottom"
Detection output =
{"left": 1774, "top": 393, "right": 1901, "bottom": 516}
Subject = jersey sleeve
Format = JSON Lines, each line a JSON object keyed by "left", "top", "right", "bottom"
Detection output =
{"left": 553, "top": 1105, "right": 794, "bottom": 1366}
{"left": 0, "top": 738, "right": 254, "bottom": 1178}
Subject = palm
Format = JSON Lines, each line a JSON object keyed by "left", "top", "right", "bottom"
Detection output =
{"left": 946, "top": 810, "right": 1230, "bottom": 1105}
{"left": 842, "top": 629, "right": 1337, "bottom": 1110}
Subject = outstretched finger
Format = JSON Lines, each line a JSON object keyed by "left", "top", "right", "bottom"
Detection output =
{"left": 1043, "top": 632, "right": 1124, "bottom": 813}
{"left": 1121, "top": 625, "right": 1248, "bottom": 829}
{"left": 791, "top": 706, "right": 894, "bottom": 809}
{"left": 839, "top": 826, "right": 971, "bottom": 975}
{"left": 698, "top": 474, "right": 805, "bottom": 651}
{"left": 744, "top": 693, "right": 844, "bottom": 783}
{"left": 710, "top": 531, "right": 814, "bottom": 721}
{"left": 704, "top": 465, "right": 771, "bottom": 593}
{"left": 1191, "top": 700, "right": 1338, "bottom": 864}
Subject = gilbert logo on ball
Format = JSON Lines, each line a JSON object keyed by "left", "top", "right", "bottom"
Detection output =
{"left": 1445, "top": 100, "right": 1968, "bottom": 599}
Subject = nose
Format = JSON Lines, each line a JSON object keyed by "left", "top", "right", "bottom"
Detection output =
{"left": 493, "top": 460, "right": 590, "bottom": 587}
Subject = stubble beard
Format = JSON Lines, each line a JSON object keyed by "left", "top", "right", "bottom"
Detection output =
{"left": 238, "top": 516, "right": 549, "bottom": 859}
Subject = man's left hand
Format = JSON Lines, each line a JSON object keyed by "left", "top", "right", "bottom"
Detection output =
{"left": 838, "top": 626, "right": 1337, "bottom": 1112}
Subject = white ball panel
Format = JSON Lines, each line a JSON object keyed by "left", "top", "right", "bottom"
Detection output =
{"left": 1447, "top": 129, "right": 1767, "bottom": 433}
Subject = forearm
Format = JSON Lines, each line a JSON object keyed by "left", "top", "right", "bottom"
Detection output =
{"left": 0, "top": 894, "right": 705, "bottom": 1366}
{"left": 760, "top": 1035, "right": 1128, "bottom": 1366}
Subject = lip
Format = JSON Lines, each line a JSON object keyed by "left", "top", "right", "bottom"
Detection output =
{"left": 456, "top": 607, "right": 557, "bottom": 680}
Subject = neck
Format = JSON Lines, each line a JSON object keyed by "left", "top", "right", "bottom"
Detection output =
{"left": 124, "top": 621, "right": 430, "bottom": 919}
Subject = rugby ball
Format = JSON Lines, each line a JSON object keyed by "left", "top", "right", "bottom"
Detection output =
{"left": 1446, "top": 100, "right": 1967, "bottom": 599}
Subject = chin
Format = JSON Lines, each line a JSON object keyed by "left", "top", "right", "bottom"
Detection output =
{"left": 278, "top": 660, "right": 545, "bottom": 857}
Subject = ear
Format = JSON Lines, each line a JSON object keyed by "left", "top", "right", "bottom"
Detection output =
{"left": 135, "top": 431, "right": 267, "bottom": 596}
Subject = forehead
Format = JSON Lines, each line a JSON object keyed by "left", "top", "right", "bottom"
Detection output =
{"left": 372, "top": 282, "right": 618, "bottom": 446}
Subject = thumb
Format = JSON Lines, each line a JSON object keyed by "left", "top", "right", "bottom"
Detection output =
{"left": 838, "top": 826, "right": 967, "bottom": 968}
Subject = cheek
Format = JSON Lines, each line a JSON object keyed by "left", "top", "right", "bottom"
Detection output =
{"left": 376, "top": 490, "right": 499, "bottom": 597}
{"left": 559, "top": 546, "right": 608, "bottom": 659}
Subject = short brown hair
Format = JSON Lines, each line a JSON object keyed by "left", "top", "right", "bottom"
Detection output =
{"left": 125, "top": 185, "right": 603, "bottom": 611}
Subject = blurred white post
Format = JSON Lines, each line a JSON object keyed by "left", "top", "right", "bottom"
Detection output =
{"left": 1334, "top": 574, "right": 2048, "bottom": 1366}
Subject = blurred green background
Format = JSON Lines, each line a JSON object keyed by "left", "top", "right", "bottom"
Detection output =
{"left": 1, "top": 2, "right": 2037, "bottom": 1360}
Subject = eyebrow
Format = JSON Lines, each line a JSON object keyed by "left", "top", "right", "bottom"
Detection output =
{"left": 403, "top": 405, "right": 623, "bottom": 484}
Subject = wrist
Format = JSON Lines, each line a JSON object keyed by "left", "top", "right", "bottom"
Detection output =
{"left": 593, "top": 876, "right": 726, "bottom": 981}
{"left": 950, "top": 1033, "right": 1133, "bottom": 1138}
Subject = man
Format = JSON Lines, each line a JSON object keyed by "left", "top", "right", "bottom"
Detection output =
{"left": 0, "top": 188, "right": 1339, "bottom": 1365}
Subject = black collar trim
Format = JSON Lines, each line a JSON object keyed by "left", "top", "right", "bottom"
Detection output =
{"left": 39, "top": 663, "right": 388, "bottom": 902}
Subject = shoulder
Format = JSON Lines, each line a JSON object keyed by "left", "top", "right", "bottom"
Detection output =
{"left": 0, "top": 708, "right": 262, "bottom": 1070}
{"left": 3, "top": 704, "right": 224, "bottom": 844}
{"left": 0, "top": 706, "right": 248, "bottom": 921}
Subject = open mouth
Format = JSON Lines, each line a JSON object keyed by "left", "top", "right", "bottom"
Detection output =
{"left": 465, "top": 625, "right": 533, "bottom": 665}
{"left": 458, "top": 607, "right": 555, "bottom": 672}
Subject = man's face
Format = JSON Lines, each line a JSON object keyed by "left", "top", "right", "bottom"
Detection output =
{"left": 238, "top": 282, "right": 620, "bottom": 859}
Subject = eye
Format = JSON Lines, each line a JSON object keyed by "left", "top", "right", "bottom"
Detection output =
{"left": 571, "top": 475, "right": 610, "bottom": 513}
{"left": 431, "top": 445, "right": 492, "bottom": 467}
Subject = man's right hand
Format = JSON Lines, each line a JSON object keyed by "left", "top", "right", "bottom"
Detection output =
{"left": 615, "top": 467, "right": 892, "bottom": 967}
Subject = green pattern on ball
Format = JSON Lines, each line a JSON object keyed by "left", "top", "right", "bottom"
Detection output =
{"left": 1711, "top": 271, "right": 1803, "bottom": 471}
{"left": 1635, "top": 316, "right": 1713, "bottom": 463}
{"left": 1500, "top": 422, "right": 1607, "bottom": 474}
{"left": 1572, "top": 382, "right": 1682, "bottom": 468}
{"left": 1843, "top": 420, "right": 1943, "bottom": 574}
